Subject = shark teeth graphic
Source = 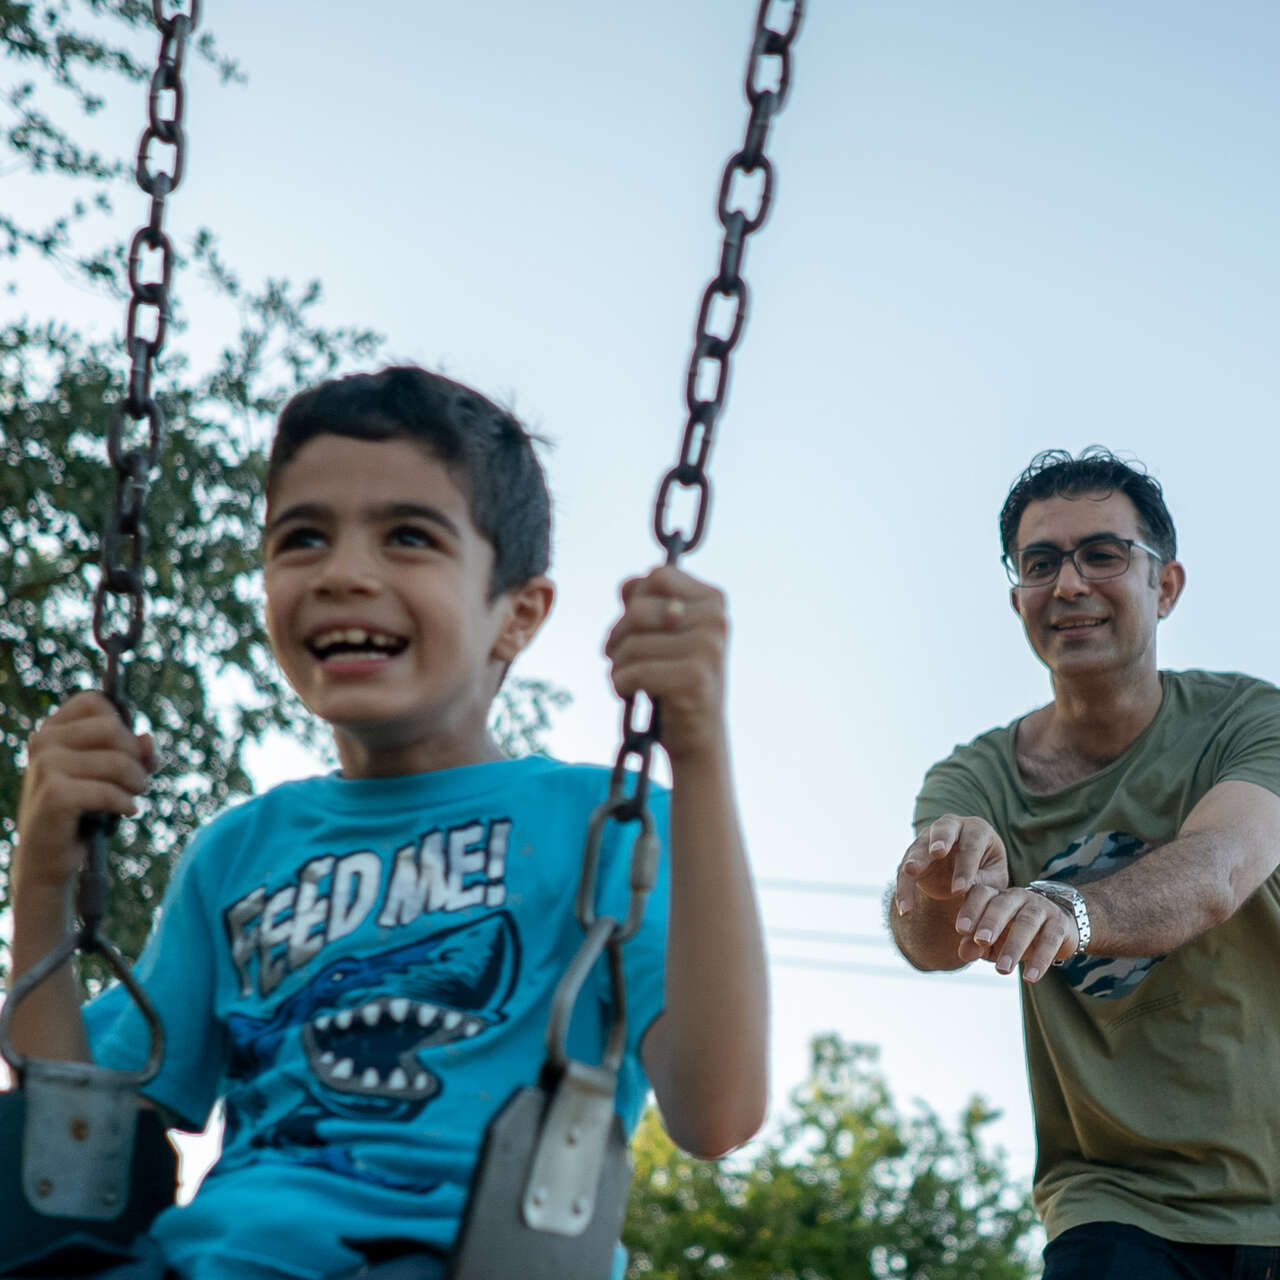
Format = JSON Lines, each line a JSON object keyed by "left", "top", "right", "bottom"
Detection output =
{"left": 301, "top": 995, "right": 486, "bottom": 1101}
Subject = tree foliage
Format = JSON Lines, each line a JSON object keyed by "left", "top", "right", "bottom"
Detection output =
{"left": 1, "top": 2, "right": 568, "bottom": 983}
{"left": 1, "top": 0, "right": 238, "bottom": 283}
{"left": 624, "top": 1035, "right": 1039, "bottom": 1279}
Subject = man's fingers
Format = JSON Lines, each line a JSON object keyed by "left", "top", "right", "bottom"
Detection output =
{"left": 953, "top": 884, "right": 999, "bottom": 935}
{"left": 965, "top": 894, "right": 1073, "bottom": 980}
{"left": 926, "top": 815, "right": 962, "bottom": 860}
{"left": 967, "top": 895, "right": 1027, "bottom": 968}
{"left": 898, "top": 832, "right": 931, "bottom": 879}
{"left": 949, "top": 821, "right": 999, "bottom": 893}
{"left": 903, "top": 817, "right": 960, "bottom": 875}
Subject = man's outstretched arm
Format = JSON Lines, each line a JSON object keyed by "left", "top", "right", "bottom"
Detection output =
{"left": 955, "top": 780, "right": 1280, "bottom": 981}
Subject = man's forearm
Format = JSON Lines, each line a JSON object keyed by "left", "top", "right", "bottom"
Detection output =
{"left": 1080, "top": 780, "right": 1280, "bottom": 957}
{"left": 1084, "top": 832, "right": 1245, "bottom": 956}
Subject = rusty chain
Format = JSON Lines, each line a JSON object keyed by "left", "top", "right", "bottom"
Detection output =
{"left": 1, "top": 0, "right": 197, "bottom": 1080}
{"left": 575, "top": 0, "right": 804, "bottom": 951}
{"left": 92, "top": 0, "right": 199, "bottom": 714}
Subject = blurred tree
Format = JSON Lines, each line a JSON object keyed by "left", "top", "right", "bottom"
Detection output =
{"left": 624, "top": 1034, "right": 1039, "bottom": 1279}
{"left": 1, "top": 2, "right": 567, "bottom": 982}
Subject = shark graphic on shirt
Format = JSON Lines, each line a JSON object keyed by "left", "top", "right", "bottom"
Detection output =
{"left": 225, "top": 911, "right": 519, "bottom": 1123}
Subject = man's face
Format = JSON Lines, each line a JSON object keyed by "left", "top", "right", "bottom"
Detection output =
{"left": 262, "top": 434, "right": 531, "bottom": 769}
{"left": 1009, "top": 489, "right": 1182, "bottom": 680}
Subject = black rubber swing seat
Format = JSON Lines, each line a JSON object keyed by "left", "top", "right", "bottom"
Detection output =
{"left": 0, "top": 1091, "right": 177, "bottom": 1278}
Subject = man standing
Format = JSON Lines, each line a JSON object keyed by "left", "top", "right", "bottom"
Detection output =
{"left": 891, "top": 448, "right": 1280, "bottom": 1278}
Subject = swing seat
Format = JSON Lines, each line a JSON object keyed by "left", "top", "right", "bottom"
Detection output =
{"left": 447, "top": 1074, "right": 630, "bottom": 1279}
{"left": 0, "top": 1092, "right": 177, "bottom": 1278}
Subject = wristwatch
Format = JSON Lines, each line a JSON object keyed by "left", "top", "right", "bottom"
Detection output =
{"left": 1027, "top": 880, "right": 1091, "bottom": 958}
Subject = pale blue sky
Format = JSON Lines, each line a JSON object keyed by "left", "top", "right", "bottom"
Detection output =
{"left": 9, "top": 0, "right": 1280, "bottom": 1192}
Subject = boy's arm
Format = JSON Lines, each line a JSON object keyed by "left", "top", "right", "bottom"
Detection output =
{"left": 605, "top": 567, "right": 768, "bottom": 1160}
{"left": 641, "top": 741, "right": 768, "bottom": 1159}
{"left": 6, "top": 693, "right": 155, "bottom": 1062}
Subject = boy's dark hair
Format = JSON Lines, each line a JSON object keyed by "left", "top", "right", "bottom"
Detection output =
{"left": 268, "top": 366, "right": 551, "bottom": 597}
{"left": 999, "top": 447, "right": 1177, "bottom": 562}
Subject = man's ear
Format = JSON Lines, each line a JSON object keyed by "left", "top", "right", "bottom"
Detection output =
{"left": 1156, "top": 559, "right": 1186, "bottom": 620}
{"left": 492, "top": 575, "right": 555, "bottom": 663}
{"left": 1009, "top": 586, "right": 1022, "bottom": 618}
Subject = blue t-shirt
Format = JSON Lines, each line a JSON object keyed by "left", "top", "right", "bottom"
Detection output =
{"left": 85, "top": 757, "right": 670, "bottom": 1280}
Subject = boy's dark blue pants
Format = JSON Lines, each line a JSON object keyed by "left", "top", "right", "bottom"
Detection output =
{"left": 1043, "top": 1223, "right": 1280, "bottom": 1280}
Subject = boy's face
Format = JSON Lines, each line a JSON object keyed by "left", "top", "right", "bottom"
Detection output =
{"left": 262, "top": 433, "right": 550, "bottom": 775}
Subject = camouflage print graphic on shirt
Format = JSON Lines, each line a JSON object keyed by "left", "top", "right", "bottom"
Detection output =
{"left": 1040, "top": 831, "right": 1165, "bottom": 999}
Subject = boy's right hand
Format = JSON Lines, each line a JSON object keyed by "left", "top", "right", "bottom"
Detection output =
{"left": 14, "top": 693, "right": 156, "bottom": 898}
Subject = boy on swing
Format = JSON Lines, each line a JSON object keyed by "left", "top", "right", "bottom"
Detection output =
{"left": 8, "top": 366, "right": 770, "bottom": 1280}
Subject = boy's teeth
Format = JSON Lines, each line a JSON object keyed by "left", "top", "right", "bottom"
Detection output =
{"left": 310, "top": 626, "right": 404, "bottom": 654}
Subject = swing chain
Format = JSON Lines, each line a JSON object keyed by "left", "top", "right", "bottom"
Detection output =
{"left": 0, "top": 2, "right": 196, "bottom": 1092}
{"left": 654, "top": 0, "right": 803, "bottom": 565}
{"left": 95, "top": 0, "right": 199, "bottom": 714}
{"left": 593, "top": 0, "right": 803, "bottom": 852}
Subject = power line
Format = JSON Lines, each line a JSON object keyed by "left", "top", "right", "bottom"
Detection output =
{"left": 758, "top": 877, "right": 886, "bottom": 898}
{"left": 768, "top": 926, "right": 891, "bottom": 949}
{"left": 769, "top": 954, "right": 1010, "bottom": 991}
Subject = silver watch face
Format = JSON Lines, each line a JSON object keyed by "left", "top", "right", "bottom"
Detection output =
{"left": 1030, "top": 879, "right": 1074, "bottom": 905}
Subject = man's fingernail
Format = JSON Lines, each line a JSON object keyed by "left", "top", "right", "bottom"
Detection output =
{"left": 897, "top": 898, "right": 910, "bottom": 916}
{"left": 929, "top": 841, "right": 945, "bottom": 853}
{"left": 975, "top": 930, "right": 992, "bottom": 944}
{"left": 952, "top": 878, "right": 970, "bottom": 893}
{"left": 955, "top": 916, "right": 971, "bottom": 933}
{"left": 997, "top": 955, "right": 1013, "bottom": 974}
{"left": 1025, "top": 966, "right": 1042, "bottom": 982}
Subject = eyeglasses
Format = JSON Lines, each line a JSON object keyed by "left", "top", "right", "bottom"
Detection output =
{"left": 1003, "top": 536, "right": 1164, "bottom": 587}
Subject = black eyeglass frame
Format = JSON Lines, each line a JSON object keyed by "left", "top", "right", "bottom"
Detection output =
{"left": 1002, "top": 535, "right": 1166, "bottom": 588}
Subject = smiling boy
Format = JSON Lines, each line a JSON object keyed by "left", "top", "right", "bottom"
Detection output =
{"left": 7, "top": 366, "right": 769, "bottom": 1280}
{"left": 890, "top": 448, "right": 1280, "bottom": 1278}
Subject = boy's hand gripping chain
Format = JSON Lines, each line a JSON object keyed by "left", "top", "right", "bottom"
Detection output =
{"left": 451, "top": 4, "right": 804, "bottom": 1276}
{"left": 0, "top": 0, "right": 199, "bottom": 1222}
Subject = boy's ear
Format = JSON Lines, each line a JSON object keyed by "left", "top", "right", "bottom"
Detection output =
{"left": 492, "top": 575, "right": 555, "bottom": 663}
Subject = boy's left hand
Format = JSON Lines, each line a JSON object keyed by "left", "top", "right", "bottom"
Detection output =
{"left": 605, "top": 565, "right": 728, "bottom": 765}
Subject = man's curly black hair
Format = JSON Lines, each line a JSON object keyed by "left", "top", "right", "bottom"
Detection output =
{"left": 999, "top": 446, "right": 1176, "bottom": 563}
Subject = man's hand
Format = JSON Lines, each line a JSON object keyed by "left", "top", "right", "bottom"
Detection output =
{"left": 892, "top": 815, "right": 1011, "bottom": 968}
{"left": 954, "top": 886, "right": 1080, "bottom": 982}
{"left": 605, "top": 565, "right": 728, "bottom": 765}
{"left": 14, "top": 692, "right": 156, "bottom": 899}
{"left": 896, "top": 814, "right": 1010, "bottom": 907}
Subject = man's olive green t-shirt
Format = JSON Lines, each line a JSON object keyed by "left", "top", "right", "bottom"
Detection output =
{"left": 914, "top": 670, "right": 1280, "bottom": 1246}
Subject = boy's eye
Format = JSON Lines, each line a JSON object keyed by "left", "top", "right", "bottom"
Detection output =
{"left": 389, "top": 524, "right": 439, "bottom": 549}
{"left": 274, "top": 526, "right": 326, "bottom": 553}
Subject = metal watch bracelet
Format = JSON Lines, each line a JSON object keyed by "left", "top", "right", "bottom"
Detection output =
{"left": 1027, "top": 879, "right": 1091, "bottom": 959}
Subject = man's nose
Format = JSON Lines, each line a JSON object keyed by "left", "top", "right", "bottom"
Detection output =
{"left": 1053, "top": 556, "right": 1092, "bottom": 598}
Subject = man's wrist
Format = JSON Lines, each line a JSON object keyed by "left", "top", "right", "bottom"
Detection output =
{"left": 1027, "top": 879, "right": 1091, "bottom": 958}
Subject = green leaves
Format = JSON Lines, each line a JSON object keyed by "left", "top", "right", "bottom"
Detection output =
{"left": 624, "top": 1036, "right": 1038, "bottom": 1280}
{"left": 1, "top": 0, "right": 573, "bottom": 995}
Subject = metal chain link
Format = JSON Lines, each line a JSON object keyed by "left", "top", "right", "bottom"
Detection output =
{"left": 92, "top": 1, "right": 198, "bottom": 719}
{"left": 574, "top": 0, "right": 804, "bottom": 946}
{"left": 0, "top": 1, "right": 198, "bottom": 1081}
{"left": 87, "top": 0, "right": 198, "bottom": 953}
